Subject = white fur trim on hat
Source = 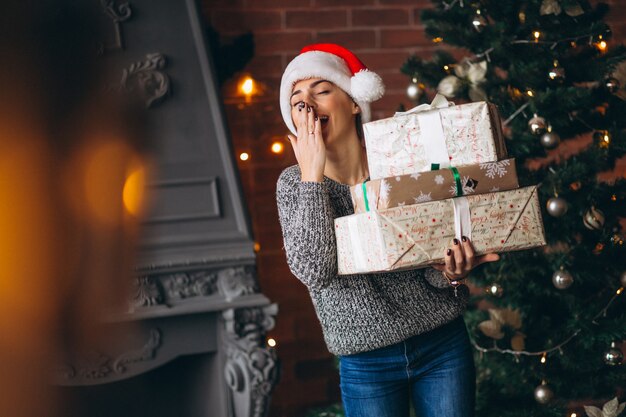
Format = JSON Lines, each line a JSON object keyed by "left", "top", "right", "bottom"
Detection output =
{"left": 280, "top": 50, "right": 384, "bottom": 135}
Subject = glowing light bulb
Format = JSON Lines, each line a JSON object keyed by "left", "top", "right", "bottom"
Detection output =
{"left": 527, "top": 90, "right": 534, "bottom": 97}
{"left": 540, "top": 353, "right": 547, "bottom": 364}
{"left": 617, "top": 287, "right": 624, "bottom": 295}
{"left": 239, "top": 152, "right": 250, "bottom": 161}
{"left": 267, "top": 338, "right": 277, "bottom": 347}
{"left": 533, "top": 31, "right": 541, "bottom": 41}
{"left": 597, "top": 40, "right": 608, "bottom": 52}
{"left": 271, "top": 141, "right": 284, "bottom": 154}
{"left": 241, "top": 77, "right": 254, "bottom": 95}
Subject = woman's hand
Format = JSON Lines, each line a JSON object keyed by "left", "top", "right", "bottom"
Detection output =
{"left": 431, "top": 236, "right": 500, "bottom": 283}
{"left": 287, "top": 103, "right": 326, "bottom": 183}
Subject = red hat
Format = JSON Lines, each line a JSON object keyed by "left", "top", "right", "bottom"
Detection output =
{"left": 280, "top": 43, "right": 385, "bottom": 135}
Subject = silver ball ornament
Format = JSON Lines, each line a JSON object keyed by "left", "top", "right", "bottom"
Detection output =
{"left": 552, "top": 268, "right": 574, "bottom": 290}
{"left": 407, "top": 81, "right": 423, "bottom": 100}
{"left": 528, "top": 114, "right": 548, "bottom": 135}
{"left": 540, "top": 130, "right": 560, "bottom": 149}
{"left": 605, "top": 77, "right": 620, "bottom": 94}
{"left": 546, "top": 197, "right": 568, "bottom": 217}
{"left": 583, "top": 206, "right": 605, "bottom": 230}
{"left": 603, "top": 342, "right": 623, "bottom": 366}
{"left": 534, "top": 381, "right": 554, "bottom": 404}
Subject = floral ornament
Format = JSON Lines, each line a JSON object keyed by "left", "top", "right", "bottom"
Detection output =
{"left": 437, "top": 59, "right": 488, "bottom": 101}
{"left": 540, "top": 0, "right": 584, "bottom": 16}
{"left": 478, "top": 308, "right": 526, "bottom": 350}
{"left": 584, "top": 397, "right": 625, "bottom": 417}
{"left": 540, "top": 0, "right": 561, "bottom": 15}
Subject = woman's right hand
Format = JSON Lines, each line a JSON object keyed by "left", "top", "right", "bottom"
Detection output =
{"left": 287, "top": 103, "right": 326, "bottom": 183}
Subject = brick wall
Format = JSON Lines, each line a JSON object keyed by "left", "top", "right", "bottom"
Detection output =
{"left": 201, "top": 1, "right": 625, "bottom": 416}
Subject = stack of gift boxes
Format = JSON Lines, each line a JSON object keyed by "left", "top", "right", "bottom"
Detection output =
{"left": 335, "top": 95, "right": 547, "bottom": 275}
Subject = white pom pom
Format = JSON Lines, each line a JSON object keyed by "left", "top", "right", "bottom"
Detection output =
{"left": 351, "top": 70, "right": 385, "bottom": 102}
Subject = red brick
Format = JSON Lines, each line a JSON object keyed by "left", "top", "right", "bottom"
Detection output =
{"left": 371, "top": 92, "right": 414, "bottom": 115}
{"left": 246, "top": 0, "right": 313, "bottom": 7}
{"left": 380, "top": 28, "right": 431, "bottom": 48}
{"left": 381, "top": 0, "right": 431, "bottom": 5}
{"left": 316, "top": 30, "right": 376, "bottom": 49}
{"left": 211, "top": 11, "right": 282, "bottom": 33}
{"left": 316, "top": 0, "right": 375, "bottom": 5}
{"left": 201, "top": 0, "right": 245, "bottom": 9}
{"left": 286, "top": 10, "right": 348, "bottom": 29}
{"left": 353, "top": 8, "right": 410, "bottom": 27}
{"left": 246, "top": 55, "right": 284, "bottom": 77}
{"left": 254, "top": 31, "right": 313, "bottom": 54}
{"left": 358, "top": 51, "right": 413, "bottom": 72}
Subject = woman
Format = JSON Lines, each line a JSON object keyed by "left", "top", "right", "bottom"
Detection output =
{"left": 276, "top": 43, "right": 499, "bottom": 417}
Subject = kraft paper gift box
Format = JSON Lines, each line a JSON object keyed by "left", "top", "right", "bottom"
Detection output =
{"left": 335, "top": 186, "right": 546, "bottom": 275}
{"left": 350, "top": 159, "right": 519, "bottom": 214}
{"left": 363, "top": 95, "right": 507, "bottom": 180}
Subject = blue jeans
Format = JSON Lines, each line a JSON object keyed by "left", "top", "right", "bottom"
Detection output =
{"left": 339, "top": 316, "right": 475, "bottom": 417}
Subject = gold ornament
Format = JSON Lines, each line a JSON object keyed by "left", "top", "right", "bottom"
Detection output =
{"left": 528, "top": 114, "right": 548, "bottom": 135}
{"left": 583, "top": 206, "right": 605, "bottom": 230}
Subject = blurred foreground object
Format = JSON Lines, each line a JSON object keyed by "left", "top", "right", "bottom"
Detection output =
{"left": 0, "top": 1, "right": 151, "bottom": 417}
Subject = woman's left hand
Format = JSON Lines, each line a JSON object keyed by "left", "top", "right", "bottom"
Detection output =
{"left": 431, "top": 236, "right": 500, "bottom": 282}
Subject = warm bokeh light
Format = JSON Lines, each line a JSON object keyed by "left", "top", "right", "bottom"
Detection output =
{"left": 254, "top": 242, "right": 261, "bottom": 252}
{"left": 239, "top": 152, "right": 250, "bottom": 161}
{"left": 271, "top": 141, "right": 284, "bottom": 154}
{"left": 432, "top": 37, "right": 443, "bottom": 43}
{"left": 540, "top": 353, "right": 547, "bottom": 364}
{"left": 83, "top": 140, "right": 132, "bottom": 225}
{"left": 597, "top": 40, "right": 608, "bottom": 52}
{"left": 241, "top": 77, "right": 254, "bottom": 95}
{"left": 527, "top": 89, "right": 535, "bottom": 97}
{"left": 267, "top": 338, "right": 277, "bottom": 347}
{"left": 123, "top": 161, "right": 147, "bottom": 217}
{"left": 533, "top": 30, "right": 541, "bottom": 41}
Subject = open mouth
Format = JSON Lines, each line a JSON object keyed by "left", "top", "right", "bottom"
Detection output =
{"left": 318, "top": 114, "right": 329, "bottom": 129}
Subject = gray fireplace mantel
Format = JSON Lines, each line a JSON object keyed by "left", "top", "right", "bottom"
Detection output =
{"left": 56, "top": 1, "right": 278, "bottom": 416}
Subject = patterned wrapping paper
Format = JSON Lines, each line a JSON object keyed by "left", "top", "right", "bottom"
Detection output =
{"left": 350, "top": 159, "right": 519, "bottom": 213}
{"left": 335, "top": 186, "right": 546, "bottom": 275}
{"left": 363, "top": 100, "right": 507, "bottom": 180}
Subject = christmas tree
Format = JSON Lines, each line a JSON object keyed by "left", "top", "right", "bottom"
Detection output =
{"left": 401, "top": 1, "right": 626, "bottom": 416}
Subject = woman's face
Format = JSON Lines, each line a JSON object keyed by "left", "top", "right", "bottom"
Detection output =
{"left": 289, "top": 77, "right": 360, "bottom": 146}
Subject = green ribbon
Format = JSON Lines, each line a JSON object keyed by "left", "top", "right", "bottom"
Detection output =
{"left": 450, "top": 166, "right": 463, "bottom": 196}
{"left": 430, "top": 164, "right": 463, "bottom": 196}
{"left": 362, "top": 181, "right": 370, "bottom": 212}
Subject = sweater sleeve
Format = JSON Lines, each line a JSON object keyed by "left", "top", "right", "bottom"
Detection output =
{"left": 276, "top": 167, "right": 338, "bottom": 290}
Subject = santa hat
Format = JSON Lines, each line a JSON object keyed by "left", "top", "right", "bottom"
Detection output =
{"left": 280, "top": 43, "right": 385, "bottom": 135}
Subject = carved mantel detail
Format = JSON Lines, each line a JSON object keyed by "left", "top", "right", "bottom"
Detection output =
{"left": 222, "top": 305, "right": 279, "bottom": 417}
{"left": 56, "top": 328, "right": 162, "bottom": 383}
{"left": 121, "top": 53, "right": 171, "bottom": 108}
{"left": 99, "top": 0, "right": 132, "bottom": 52}
{"left": 130, "top": 265, "right": 259, "bottom": 310}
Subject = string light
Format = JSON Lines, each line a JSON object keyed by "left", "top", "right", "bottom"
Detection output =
{"left": 596, "top": 40, "right": 608, "bottom": 52}
{"left": 526, "top": 89, "right": 535, "bottom": 97}
{"left": 472, "top": 285, "right": 624, "bottom": 357}
{"left": 432, "top": 37, "right": 444, "bottom": 43}
{"left": 271, "top": 141, "right": 284, "bottom": 154}
{"left": 571, "top": 413, "right": 578, "bottom": 417}
{"left": 254, "top": 242, "right": 261, "bottom": 252}
{"left": 267, "top": 338, "right": 277, "bottom": 347}
{"left": 533, "top": 30, "right": 541, "bottom": 42}
{"left": 540, "top": 352, "right": 547, "bottom": 364}
{"left": 239, "top": 152, "right": 250, "bottom": 161}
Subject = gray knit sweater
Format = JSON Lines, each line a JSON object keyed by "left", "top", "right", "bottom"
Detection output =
{"left": 276, "top": 165, "right": 469, "bottom": 356}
